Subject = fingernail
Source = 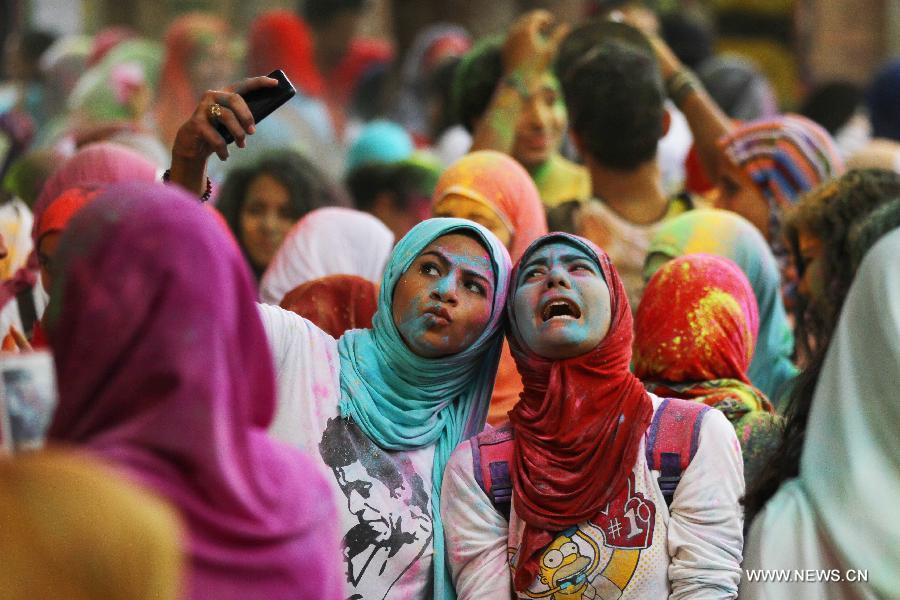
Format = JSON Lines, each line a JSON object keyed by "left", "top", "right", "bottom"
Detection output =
{"left": 248, "top": 124, "right": 256, "bottom": 134}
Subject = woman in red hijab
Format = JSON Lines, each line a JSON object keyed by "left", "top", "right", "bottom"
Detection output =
{"left": 634, "top": 254, "right": 781, "bottom": 485}
{"left": 247, "top": 11, "right": 323, "bottom": 98}
{"left": 279, "top": 274, "right": 377, "bottom": 339}
{"left": 441, "top": 233, "right": 744, "bottom": 599}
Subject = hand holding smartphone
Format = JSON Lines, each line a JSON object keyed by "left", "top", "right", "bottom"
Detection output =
{"left": 214, "top": 69, "right": 297, "bottom": 144}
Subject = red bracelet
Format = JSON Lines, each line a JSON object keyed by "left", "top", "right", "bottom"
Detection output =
{"left": 162, "top": 169, "right": 212, "bottom": 203}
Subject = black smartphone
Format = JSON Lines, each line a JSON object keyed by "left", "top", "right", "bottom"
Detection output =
{"left": 214, "top": 69, "right": 296, "bottom": 144}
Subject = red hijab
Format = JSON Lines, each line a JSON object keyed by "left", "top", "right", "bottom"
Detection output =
{"left": 634, "top": 254, "right": 759, "bottom": 384}
{"left": 35, "top": 186, "right": 103, "bottom": 244}
{"left": 247, "top": 11, "right": 324, "bottom": 97}
{"left": 507, "top": 233, "right": 654, "bottom": 590}
{"left": 279, "top": 274, "right": 377, "bottom": 338}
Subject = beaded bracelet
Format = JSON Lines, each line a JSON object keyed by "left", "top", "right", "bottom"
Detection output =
{"left": 162, "top": 169, "right": 212, "bottom": 203}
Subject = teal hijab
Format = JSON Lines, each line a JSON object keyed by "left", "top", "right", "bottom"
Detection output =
{"left": 644, "top": 209, "right": 798, "bottom": 406}
{"left": 337, "top": 217, "right": 511, "bottom": 600}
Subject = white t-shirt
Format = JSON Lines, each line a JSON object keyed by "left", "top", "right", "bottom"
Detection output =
{"left": 441, "top": 394, "right": 744, "bottom": 599}
{"left": 259, "top": 304, "right": 436, "bottom": 600}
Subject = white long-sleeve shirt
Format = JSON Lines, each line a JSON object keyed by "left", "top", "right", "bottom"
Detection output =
{"left": 441, "top": 394, "right": 744, "bottom": 599}
{"left": 259, "top": 304, "right": 436, "bottom": 600}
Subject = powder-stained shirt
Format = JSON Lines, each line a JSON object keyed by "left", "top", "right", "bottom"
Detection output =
{"left": 259, "top": 304, "right": 437, "bottom": 600}
{"left": 441, "top": 394, "right": 744, "bottom": 599}
{"left": 577, "top": 195, "right": 695, "bottom": 311}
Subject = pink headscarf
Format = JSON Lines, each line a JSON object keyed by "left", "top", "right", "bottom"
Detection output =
{"left": 33, "top": 142, "right": 157, "bottom": 240}
{"left": 46, "top": 183, "right": 342, "bottom": 600}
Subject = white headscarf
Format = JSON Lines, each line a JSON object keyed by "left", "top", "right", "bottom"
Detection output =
{"left": 259, "top": 207, "right": 394, "bottom": 305}
{"left": 742, "top": 227, "right": 900, "bottom": 599}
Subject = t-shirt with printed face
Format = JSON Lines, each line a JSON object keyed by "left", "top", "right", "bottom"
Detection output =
{"left": 258, "top": 304, "right": 436, "bottom": 600}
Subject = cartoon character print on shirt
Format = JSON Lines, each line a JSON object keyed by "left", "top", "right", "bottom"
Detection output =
{"left": 516, "top": 474, "right": 656, "bottom": 599}
{"left": 319, "top": 417, "right": 433, "bottom": 600}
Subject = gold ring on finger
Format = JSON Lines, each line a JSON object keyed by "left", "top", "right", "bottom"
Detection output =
{"left": 208, "top": 103, "right": 223, "bottom": 122}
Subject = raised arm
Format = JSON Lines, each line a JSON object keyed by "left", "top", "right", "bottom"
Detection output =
{"left": 645, "top": 33, "right": 734, "bottom": 185}
{"left": 167, "top": 76, "right": 279, "bottom": 196}
{"left": 470, "top": 10, "right": 568, "bottom": 155}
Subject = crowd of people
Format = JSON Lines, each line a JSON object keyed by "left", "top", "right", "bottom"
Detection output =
{"left": 0, "top": 0, "right": 898, "bottom": 598}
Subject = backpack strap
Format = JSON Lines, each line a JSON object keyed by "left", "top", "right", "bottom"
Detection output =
{"left": 645, "top": 398, "right": 710, "bottom": 507}
{"left": 470, "top": 424, "right": 515, "bottom": 520}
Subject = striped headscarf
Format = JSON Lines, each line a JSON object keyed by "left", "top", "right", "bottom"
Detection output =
{"left": 718, "top": 114, "right": 844, "bottom": 249}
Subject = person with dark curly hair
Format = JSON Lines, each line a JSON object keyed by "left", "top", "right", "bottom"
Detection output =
{"left": 742, "top": 227, "right": 900, "bottom": 600}
{"left": 744, "top": 168, "right": 900, "bottom": 524}
{"left": 215, "top": 150, "right": 343, "bottom": 280}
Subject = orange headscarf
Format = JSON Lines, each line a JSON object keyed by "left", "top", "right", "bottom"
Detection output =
{"left": 35, "top": 186, "right": 103, "bottom": 245}
{"left": 433, "top": 150, "right": 548, "bottom": 262}
{"left": 433, "top": 151, "right": 549, "bottom": 424}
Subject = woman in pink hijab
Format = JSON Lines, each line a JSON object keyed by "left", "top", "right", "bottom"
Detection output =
{"left": 0, "top": 143, "right": 158, "bottom": 347}
{"left": 45, "top": 182, "right": 342, "bottom": 600}
{"left": 33, "top": 141, "right": 158, "bottom": 226}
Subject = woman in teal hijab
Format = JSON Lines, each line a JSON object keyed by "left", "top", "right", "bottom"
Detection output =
{"left": 643, "top": 208, "right": 798, "bottom": 406}
{"left": 257, "top": 216, "right": 511, "bottom": 600}
{"left": 338, "top": 217, "right": 511, "bottom": 599}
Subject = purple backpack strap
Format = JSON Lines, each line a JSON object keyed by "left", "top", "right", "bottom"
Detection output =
{"left": 645, "top": 398, "right": 710, "bottom": 507}
{"left": 470, "top": 424, "right": 514, "bottom": 520}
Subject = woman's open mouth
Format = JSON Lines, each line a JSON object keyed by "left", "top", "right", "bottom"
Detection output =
{"left": 540, "top": 297, "right": 582, "bottom": 322}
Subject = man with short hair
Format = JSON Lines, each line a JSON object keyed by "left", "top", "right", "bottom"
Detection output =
{"left": 556, "top": 23, "right": 697, "bottom": 308}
